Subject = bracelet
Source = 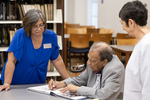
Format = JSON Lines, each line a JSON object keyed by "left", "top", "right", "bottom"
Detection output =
{"left": 4, "top": 83, "right": 10, "bottom": 86}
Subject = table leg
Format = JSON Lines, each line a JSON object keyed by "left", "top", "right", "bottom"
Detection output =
{"left": 114, "top": 50, "right": 122, "bottom": 61}
{"left": 125, "top": 53, "right": 130, "bottom": 66}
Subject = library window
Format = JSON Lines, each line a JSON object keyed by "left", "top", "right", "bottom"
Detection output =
{"left": 87, "top": 0, "right": 98, "bottom": 28}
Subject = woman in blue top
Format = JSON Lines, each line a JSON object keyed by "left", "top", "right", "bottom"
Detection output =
{"left": 0, "top": 9, "right": 69, "bottom": 91}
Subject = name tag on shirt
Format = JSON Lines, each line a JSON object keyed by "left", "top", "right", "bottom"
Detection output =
{"left": 43, "top": 43, "right": 51, "bottom": 49}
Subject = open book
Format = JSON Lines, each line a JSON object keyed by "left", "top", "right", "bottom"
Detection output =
{"left": 27, "top": 85, "right": 87, "bottom": 100}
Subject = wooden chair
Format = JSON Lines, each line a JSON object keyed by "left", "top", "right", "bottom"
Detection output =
{"left": 64, "top": 28, "right": 67, "bottom": 34}
{"left": 87, "top": 28, "right": 100, "bottom": 34}
{"left": 64, "top": 22, "right": 67, "bottom": 34}
{"left": 90, "top": 33, "right": 112, "bottom": 45}
{"left": 99, "top": 28, "right": 114, "bottom": 34}
{"left": 67, "top": 28, "right": 87, "bottom": 34}
{"left": 116, "top": 33, "right": 134, "bottom": 39}
{"left": 64, "top": 22, "right": 67, "bottom": 28}
{"left": 67, "top": 34, "right": 91, "bottom": 69}
{"left": 117, "top": 39, "right": 137, "bottom": 45}
{"left": 66, "top": 23, "right": 80, "bottom": 28}
{"left": 99, "top": 28, "right": 114, "bottom": 44}
{"left": 116, "top": 33, "right": 136, "bottom": 45}
{"left": 65, "top": 24, "right": 80, "bottom": 34}
{"left": 80, "top": 25, "right": 95, "bottom": 29}
{"left": 65, "top": 28, "right": 87, "bottom": 68}
{"left": 116, "top": 33, "right": 137, "bottom": 65}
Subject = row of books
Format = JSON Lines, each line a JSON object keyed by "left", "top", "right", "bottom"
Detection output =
{"left": 0, "top": 1, "right": 62, "bottom": 21}
{"left": 19, "top": 4, "right": 54, "bottom": 21}
{"left": 0, "top": 26, "right": 61, "bottom": 47}
{"left": 0, "top": 25, "right": 19, "bottom": 46}
{"left": 0, "top": 1, "right": 17, "bottom": 20}
{"left": 47, "top": 60, "right": 54, "bottom": 72}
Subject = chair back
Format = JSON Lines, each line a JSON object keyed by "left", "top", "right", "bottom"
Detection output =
{"left": 91, "top": 33, "right": 112, "bottom": 44}
{"left": 67, "top": 28, "right": 87, "bottom": 34}
{"left": 116, "top": 33, "right": 136, "bottom": 45}
{"left": 87, "top": 28, "right": 100, "bottom": 34}
{"left": 66, "top": 24, "right": 80, "bottom": 28}
{"left": 64, "top": 28, "right": 67, "bottom": 34}
{"left": 80, "top": 25, "right": 95, "bottom": 29}
{"left": 117, "top": 39, "right": 137, "bottom": 45}
{"left": 116, "top": 33, "right": 134, "bottom": 39}
{"left": 64, "top": 22, "right": 67, "bottom": 28}
{"left": 99, "top": 28, "right": 114, "bottom": 34}
{"left": 69, "top": 34, "right": 91, "bottom": 48}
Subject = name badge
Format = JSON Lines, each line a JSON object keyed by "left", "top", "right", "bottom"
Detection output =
{"left": 43, "top": 43, "right": 51, "bottom": 49}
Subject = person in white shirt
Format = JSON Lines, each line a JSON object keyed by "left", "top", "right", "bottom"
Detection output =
{"left": 119, "top": 1, "right": 150, "bottom": 100}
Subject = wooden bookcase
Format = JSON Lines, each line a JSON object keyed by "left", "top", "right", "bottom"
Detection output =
{"left": 0, "top": 0, "right": 64, "bottom": 79}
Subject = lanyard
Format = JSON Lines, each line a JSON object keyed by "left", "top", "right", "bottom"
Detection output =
{"left": 93, "top": 74, "right": 101, "bottom": 89}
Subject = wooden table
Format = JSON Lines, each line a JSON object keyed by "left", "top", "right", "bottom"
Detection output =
{"left": 0, "top": 84, "right": 67, "bottom": 100}
{"left": 0, "top": 84, "right": 92, "bottom": 100}
{"left": 110, "top": 45, "right": 135, "bottom": 66}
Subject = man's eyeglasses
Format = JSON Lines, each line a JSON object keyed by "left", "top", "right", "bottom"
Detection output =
{"left": 32, "top": 24, "right": 45, "bottom": 30}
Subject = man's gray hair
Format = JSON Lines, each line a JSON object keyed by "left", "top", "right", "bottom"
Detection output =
{"left": 90, "top": 42, "right": 113, "bottom": 62}
{"left": 22, "top": 8, "right": 47, "bottom": 36}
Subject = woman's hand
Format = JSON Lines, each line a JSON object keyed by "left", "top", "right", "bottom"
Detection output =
{"left": 48, "top": 79, "right": 67, "bottom": 90}
{"left": 0, "top": 83, "right": 10, "bottom": 91}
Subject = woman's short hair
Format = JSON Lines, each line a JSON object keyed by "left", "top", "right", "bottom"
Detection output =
{"left": 90, "top": 42, "right": 113, "bottom": 62}
{"left": 119, "top": 0, "right": 148, "bottom": 27}
{"left": 22, "top": 8, "right": 47, "bottom": 36}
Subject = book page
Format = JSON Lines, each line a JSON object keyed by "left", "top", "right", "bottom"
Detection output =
{"left": 51, "top": 89, "right": 87, "bottom": 100}
{"left": 27, "top": 85, "right": 51, "bottom": 95}
{"left": 27, "top": 85, "right": 87, "bottom": 100}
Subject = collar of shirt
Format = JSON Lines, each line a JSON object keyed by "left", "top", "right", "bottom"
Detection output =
{"left": 95, "top": 69, "right": 103, "bottom": 74}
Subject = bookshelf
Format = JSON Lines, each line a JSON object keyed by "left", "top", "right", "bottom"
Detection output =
{"left": 0, "top": 0, "right": 64, "bottom": 79}
{"left": 0, "top": 21, "right": 62, "bottom": 24}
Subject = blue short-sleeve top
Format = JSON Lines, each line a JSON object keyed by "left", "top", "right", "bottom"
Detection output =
{"left": 1, "top": 28, "right": 60, "bottom": 84}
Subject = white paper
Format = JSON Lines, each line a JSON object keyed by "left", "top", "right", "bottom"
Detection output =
{"left": 27, "top": 85, "right": 87, "bottom": 100}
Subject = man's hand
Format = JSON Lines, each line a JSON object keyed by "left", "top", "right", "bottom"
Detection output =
{"left": 59, "top": 84, "right": 79, "bottom": 93}
{"left": 48, "top": 79, "right": 66, "bottom": 90}
{"left": 0, "top": 83, "right": 10, "bottom": 91}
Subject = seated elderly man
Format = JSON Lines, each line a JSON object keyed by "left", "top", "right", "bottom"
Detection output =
{"left": 49, "top": 42, "right": 125, "bottom": 100}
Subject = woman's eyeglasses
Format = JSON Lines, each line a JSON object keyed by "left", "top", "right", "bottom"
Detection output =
{"left": 32, "top": 24, "right": 45, "bottom": 30}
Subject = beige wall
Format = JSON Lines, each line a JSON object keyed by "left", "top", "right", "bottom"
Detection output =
{"left": 65, "top": 0, "right": 150, "bottom": 37}
{"left": 65, "top": 0, "right": 87, "bottom": 25}
{"left": 98, "top": 0, "right": 150, "bottom": 37}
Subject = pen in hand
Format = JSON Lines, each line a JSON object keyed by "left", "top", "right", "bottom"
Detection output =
{"left": 52, "top": 77, "right": 55, "bottom": 90}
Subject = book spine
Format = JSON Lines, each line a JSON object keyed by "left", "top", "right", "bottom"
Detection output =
{"left": 0, "top": 26, "right": 3, "bottom": 45}
{"left": 0, "top": 3, "right": 3, "bottom": 20}
{"left": 2, "top": 2, "right": 5, "bottom": 20}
